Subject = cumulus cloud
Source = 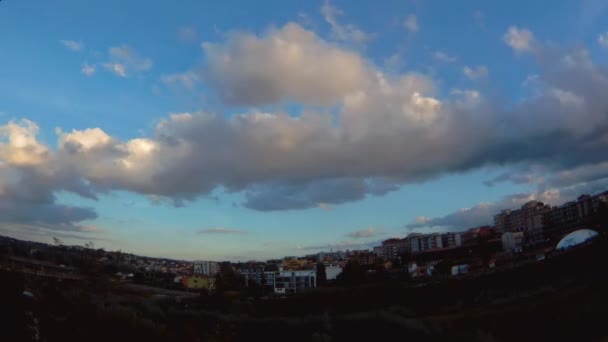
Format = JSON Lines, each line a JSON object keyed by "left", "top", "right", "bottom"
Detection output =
{"left": 321, "top": 0, "right": 373, "bottom": 45}
{"left": 203, "top": 23, "right": 369, "bottom": 106}
{"left": 403, "top": 14, "right": 419, "bottom": 33}
{"left": 599, "top": 32, "right": 608, "bottom": 49}
{"left": 60, "top": 40, "right": 83, "bottom": 51}
{"left": 346, "top": 227, "right": 378, "bottom": 239}
{"left": 0, "top": 120, "right": 98, "bottom": 233}
{"left": 198, "top": 227, "right": 248, "bottom": 235}
{"left": 1, "top": 24, "right": 608, "bottom": 215}
{"left": 463, "top": 65, "right": 488, "bottom": 79}
{"left": 503, "top": 26, "right": 535, "bottom": 53}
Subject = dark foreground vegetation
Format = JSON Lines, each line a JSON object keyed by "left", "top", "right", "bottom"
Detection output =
{"left": 3, "top": 236, "right": 608, "bottom": 341}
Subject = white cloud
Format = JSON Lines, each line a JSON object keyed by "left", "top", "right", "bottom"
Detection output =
{"left": 103, "top": 63, "right": 127, "bottom": 77}
{"left": 80, "top": 63, "right": 96, "bottom": 77}
{"left": 434, "top": 51, "right": 456, "bottom": 63}
{"left": 321, "top": 0, "right": 373, "bottom": 44}
{"left": 203, "top": 23, "right": 369, "bottom": 106}
{"left": 60, "top": 40, "right": 84, "bottom": 52}
{"left": 0, "top": 119, "right": 48, "bottom": 166}
{"left": 403, "top": 14, "right": 419, "bottom": 33}
{"left": 463, "top": 65, "right": 488, "bottom": 79}
{"left": 1, "top": 24, "right": 608, "bottom": 215}
{"left": 503, "top": 26, "right": 535, "bottom": 53}
{"left": 103, "top": 45, "right": 152, "bottom": 77}
{"left": 599, "top": 32, "right": 608, "bottom": 49}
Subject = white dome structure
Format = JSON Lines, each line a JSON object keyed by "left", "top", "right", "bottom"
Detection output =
{"left": 556, "top": 229, "right": 599, "bottom": 250}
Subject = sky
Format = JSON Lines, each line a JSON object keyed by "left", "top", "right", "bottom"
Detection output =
{"left": 1, "top": 0, "right": 607, "bottom": 261}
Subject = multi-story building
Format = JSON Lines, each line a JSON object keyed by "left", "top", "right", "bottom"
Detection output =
{"left": 348, "top": 250, "right": 377, "bottom": 265}
{"left": 240, "top": 267, "right": 276, "bottom": 288}
{"left": 494, "top": 209, "right": 510, "bottom": 232}
{"left": 521, "top": 201, "right": 551, "bottom": 242}
{"left": 543, "top": 201, "right": 580, "bottom": 239}
{"left": 441, "top": 232, "right": 462, "bottom": 248}
{"left": 408, "top": 232, "right": 462, "bottom": 254}
{"left": 494, "top": 201, "right": 551, "bottom": 243}
{"left": 502, "top": 231, "right": 525, "bottom": 252}
{"left": 274, "top": 268, "right": 316, "bottom": 295}
{"left": 374, "top": 238, "right": 409, "bottom": 260}
{"left": 193, "top": 261, "right": 219, "bottom": 276}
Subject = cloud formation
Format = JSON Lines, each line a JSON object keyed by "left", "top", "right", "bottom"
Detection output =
{"left": 321, "top": 0, "right": 373, "bottom": 45}
{"left": 81, "top": 63, "right": 96, "bottom": 76}
{"left": 103, "top": 45, "right": 152, "bottom": 77}
{"left": 203, "top": 23, "right": 369, "bottom": 106}
{"left": 503, "top": 26, "right": 535, "bottom": 53}
{"left": 2, "top": 24, "right": 608, "bottom": 217}
{"left": 0, "top": 120, "right": 98, "bottom": 233}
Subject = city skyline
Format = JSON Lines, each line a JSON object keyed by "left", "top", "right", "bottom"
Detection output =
{"left": 1, "top": 0, "right": 608, "bottom": 260}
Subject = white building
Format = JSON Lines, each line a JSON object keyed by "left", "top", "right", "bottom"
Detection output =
{"left": 324, "top": 263, "right": 343, "bottom": 280}
{"left": 502, "top": 231, "right": 524, "bottom": 253}
{"left": 193, "top": 261, "right": 219, "bottom": 276}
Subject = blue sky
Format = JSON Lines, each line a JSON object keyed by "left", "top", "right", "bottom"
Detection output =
{"left": 1, "top": 0, "right": 607, "bottom": 260}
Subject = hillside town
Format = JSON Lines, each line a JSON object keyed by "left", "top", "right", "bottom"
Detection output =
{"left": 2, "top": 190, "right": 607, "bottom": 298}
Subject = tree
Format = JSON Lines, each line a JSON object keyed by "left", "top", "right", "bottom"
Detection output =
{"left": 434, "top": 259, "right": 453, "bottom": 276}
{"left": 214, "top": 273, "right": 226, "bottom": 295}
{"left": 52, "top": 237, "right": 63, "bottom": 246}
{"left": 337, "top": 260, "right": 365, "bottom": 285}
{"left": 316, "top": 262, "right": 327, "bottom": 287}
